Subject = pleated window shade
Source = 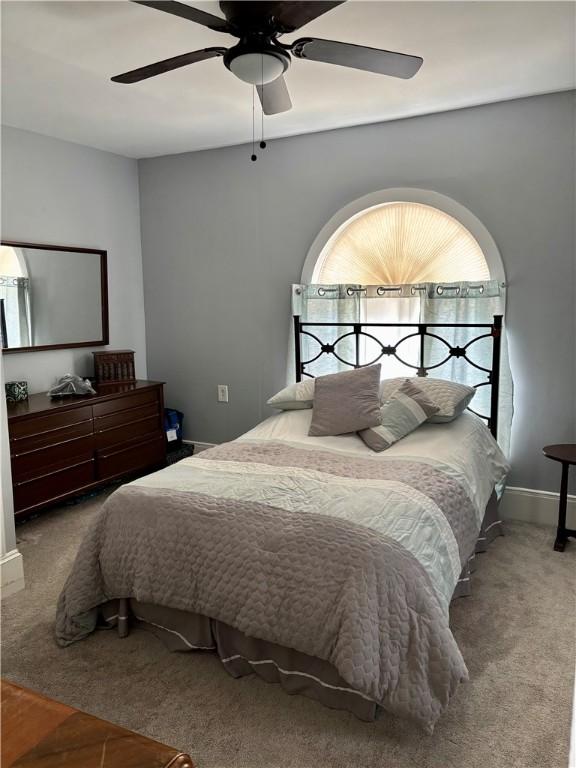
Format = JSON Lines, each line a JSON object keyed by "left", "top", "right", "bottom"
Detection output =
{"left": 313, "top": 203, "right": 490, "bottom": 284}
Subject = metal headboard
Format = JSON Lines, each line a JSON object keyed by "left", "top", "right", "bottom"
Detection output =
{"left": 293, "top": 314, "right": 502, "bottom": 438}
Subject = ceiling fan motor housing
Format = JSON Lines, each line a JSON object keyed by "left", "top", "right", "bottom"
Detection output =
{"left": 224, "top": 40, "right": 290, "bottom": 85}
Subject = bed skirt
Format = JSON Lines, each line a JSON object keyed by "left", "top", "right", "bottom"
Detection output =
{"left": 100, "top": 492, "right": 503, "bottom": 723}
{"left": 452, "top": 491, "right": 503, "bottom": 598}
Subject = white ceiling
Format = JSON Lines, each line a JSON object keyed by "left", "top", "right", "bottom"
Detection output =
{"left": 2, "top": 1, "right": 574, "bottom": 158}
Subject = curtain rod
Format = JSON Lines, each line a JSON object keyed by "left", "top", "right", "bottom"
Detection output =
{"left": 294, "top": 281, "right": 506, "bottom": 297}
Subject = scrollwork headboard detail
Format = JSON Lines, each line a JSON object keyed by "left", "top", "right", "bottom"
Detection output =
{"left": 293, "top": 314, "right": 502, "bottom": 438}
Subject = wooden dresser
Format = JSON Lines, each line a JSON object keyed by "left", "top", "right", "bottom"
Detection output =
{"left": 7, "top": 380, "right": 166, "bottom": 518}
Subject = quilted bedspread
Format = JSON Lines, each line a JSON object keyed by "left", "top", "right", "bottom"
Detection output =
{"left": 56, "top": 435, "right": 506, "bottom": 731}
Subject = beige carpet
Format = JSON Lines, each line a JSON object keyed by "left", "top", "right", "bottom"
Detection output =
{"left": 2, "top": 493, "right": 575, "bottom": 768}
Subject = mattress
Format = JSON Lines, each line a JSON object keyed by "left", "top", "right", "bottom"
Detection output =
{"left": 56, "top": 411, "right": 509, "bottom": 731}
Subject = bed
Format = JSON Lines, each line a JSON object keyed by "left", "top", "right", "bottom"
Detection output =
{"left": 56, "top": 316, "right": 509, "bottom": 732}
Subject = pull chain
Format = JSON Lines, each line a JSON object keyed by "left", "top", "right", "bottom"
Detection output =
{"left": 251, "top": 85, "right": 257, "bottom": 161}
{"left": 250, "top": 56, "right": 268, "bottom": 161}
{"left": 260, "top": 54, "right": 266, "bottom": 149}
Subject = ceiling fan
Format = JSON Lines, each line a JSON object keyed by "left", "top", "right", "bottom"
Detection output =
{"left": 112, "top": 1, "right": 423, "bottom": 115}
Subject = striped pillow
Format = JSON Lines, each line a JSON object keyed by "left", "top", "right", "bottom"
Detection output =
{"left": 358, "top": 379, "right": 439, "bottom": 452}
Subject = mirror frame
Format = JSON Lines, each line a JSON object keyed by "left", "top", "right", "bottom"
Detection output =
{"left": 0, "top": 240, "right": 109, "bottom": 354}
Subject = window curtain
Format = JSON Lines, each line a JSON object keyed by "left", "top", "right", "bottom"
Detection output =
{"left": 291, "top": 284, "right": 361, "bottom": 377}
{"left": 419, "top": 281, "right": 512, "bottom": 457}
{"left": 0, "top": 277, "right": 31, "bottom": 348}
{"left": 291, "top": 280, "right": 513, "bottom": 456}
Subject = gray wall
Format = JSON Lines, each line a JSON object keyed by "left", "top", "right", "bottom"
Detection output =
{"left": 139, "top": 91, "right": 575, "bottom": 493}
{"left": 1, "top": 127, "right": 147, "bottom": 391}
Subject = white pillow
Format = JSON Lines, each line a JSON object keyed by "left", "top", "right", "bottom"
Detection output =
{"left": 268, "top": 374, "right": 475, "bottom": 422}
{"left": 267, "top": 379, "right": 315, "bottom": 410}
{"left": 379, "top": 377, "right": 476, "bottom": 423}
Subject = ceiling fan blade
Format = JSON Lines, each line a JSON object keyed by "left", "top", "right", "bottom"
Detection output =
{"left": 219, "top": 2, "right": 345, "bottom": 34}
{"left": 291, "top": 38, "right": 423, "bottom": 79}
{"left": 133, "top": 1, "right": 232, "bottom": 33}
{"left": 112, "top": 47, "right": 227, "bottom": 84}
{"left": 256, "top": 76, "right": 292, "bottom": 115}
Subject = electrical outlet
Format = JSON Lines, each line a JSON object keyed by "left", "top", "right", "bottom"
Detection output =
{"left": 217, "top": 384, "right": 229, "bottom": 403}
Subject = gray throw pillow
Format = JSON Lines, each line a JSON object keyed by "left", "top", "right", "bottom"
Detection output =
{"left": 379, "top": 376, "right": 475, "bottom": 423}
{"left": 359, "top": 379, "right": 439, "bottom": 452}
{"left": 308, "top": 365, "right": 382, "bottom": 437}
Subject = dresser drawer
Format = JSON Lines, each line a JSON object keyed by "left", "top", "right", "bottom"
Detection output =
{"left": 11, "top": 435, "right": 94, "bottom": 481}
{"left": 10, "top": 406, "right": 93, "bottom": 441}
{"left": 96, "top": 434, "right": 165, "bottom": 481}
{"left": 10, "top": 419, "right": 93, "bottom": 455}
{"left": 14, "top": 460, "right": 95, "bottom": 514}
{"left": 95, "top": 414, "right": 161, "bottom": 450}
{"left": 94, "top": 401, "right": 160, "bottom": 433}
{"left": 92, "top": 390, "right": 158, "bottom": 419}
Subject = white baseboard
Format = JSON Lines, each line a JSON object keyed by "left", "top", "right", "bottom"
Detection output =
{"left": 500, "top": 486, "right": 576, "bottom": 528}
{"left": 183, "top": 439, "right": 216, "bottom": 454}
{"left": 1, "top": 549, "right": 24, "bottom": 598}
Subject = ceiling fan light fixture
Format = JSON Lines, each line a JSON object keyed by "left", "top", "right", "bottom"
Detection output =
{"left": 228, "top": 51, "right": 288, "bottom": 85}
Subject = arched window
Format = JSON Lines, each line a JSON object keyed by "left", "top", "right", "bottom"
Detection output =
{"left": 312, "top": 202, "right": 490, "bottom": 285}
{"left": 300, "top": 190, "right": 504, "bottom": 376}
{"left": 302, "top": 187, "right": 505, "bottom": 285}
{"left": 296, "top": 189, "right": 512, "bottom": 455}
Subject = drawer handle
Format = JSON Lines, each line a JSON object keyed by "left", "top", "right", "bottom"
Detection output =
{"left": 14, "top": 459, "right": 94, "bottom": 487}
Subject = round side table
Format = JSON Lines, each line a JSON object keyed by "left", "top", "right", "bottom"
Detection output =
{"left": 543, "top": 444, "right": 576, "bottom": 552}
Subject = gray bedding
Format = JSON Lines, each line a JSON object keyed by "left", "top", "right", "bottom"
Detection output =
{"left": 56, "top": 436, "right": 507, "bottom": 731}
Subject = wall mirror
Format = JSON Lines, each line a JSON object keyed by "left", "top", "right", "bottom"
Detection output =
{"left": 0, "top": 240, "right": 108, "bottom": 353}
